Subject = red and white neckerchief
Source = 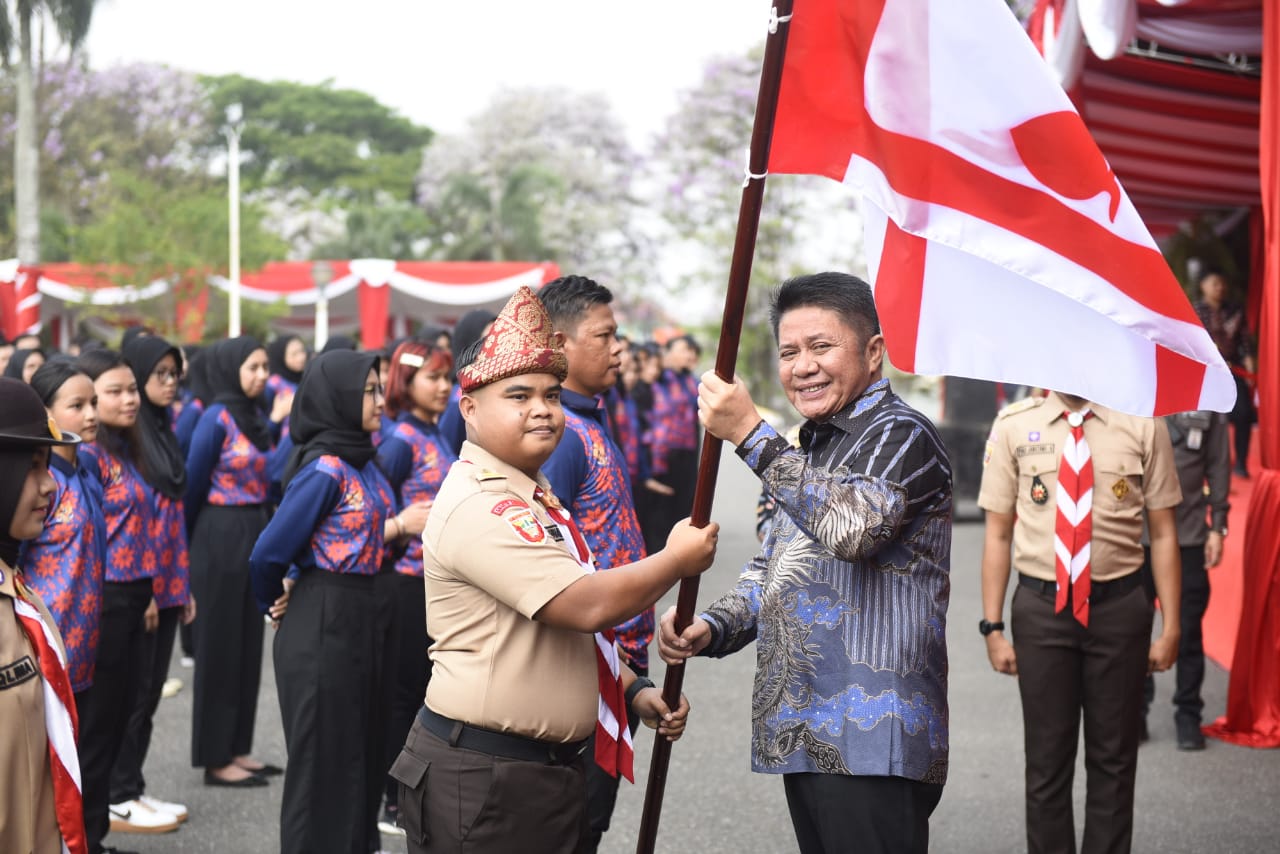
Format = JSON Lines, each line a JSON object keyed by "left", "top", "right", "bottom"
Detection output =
{"left": 533, "top": 487, "right": 634, "bottom": 783}
{"left": 1054, "top": 409, "right": 1094, "bottom": 627}
{"left": 13, "top": 581, "right": 87, "bottom": 854}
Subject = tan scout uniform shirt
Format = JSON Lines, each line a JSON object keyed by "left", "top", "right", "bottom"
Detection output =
{"left": 978, "top": 394, "right": 1182, "bottom": 581}
{"left": 423, "top": 441, "right": 597, "bottom": 743}
{"left": 0, "top": 559, "right": 62, "bottom": 854}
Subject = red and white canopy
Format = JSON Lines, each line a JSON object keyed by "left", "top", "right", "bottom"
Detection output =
{"left": 0, "top": 259, "right": 560, "bottom": 348}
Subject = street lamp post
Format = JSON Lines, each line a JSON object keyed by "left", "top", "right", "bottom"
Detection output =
{"left": 312, "top": 260, "right": 334, "bottom": 351}
{"left": 224, "top": 103, "right": 245, "bottom": 337}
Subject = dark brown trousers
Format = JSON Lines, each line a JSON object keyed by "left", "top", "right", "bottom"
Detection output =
{"left": 393, "top": 716, "right": 590, "bottom": 854}
{"left": 1012, "top": 579, "right": 1153, "bottom": 854}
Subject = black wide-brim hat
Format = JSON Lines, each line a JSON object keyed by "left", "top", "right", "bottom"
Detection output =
{"left": 0, "top": 377, "right": 81, "bottom": 447}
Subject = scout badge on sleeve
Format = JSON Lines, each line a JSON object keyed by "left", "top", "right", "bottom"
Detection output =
{"left": 1030, "top": 474, "right": 1049, "bottom": 505}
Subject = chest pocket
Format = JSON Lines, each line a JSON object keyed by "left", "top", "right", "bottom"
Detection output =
{"left": 1094, "top": 452, "right": 1145, "bottom": 510}
{"left": 1017, "top": 452, "right": 1058, "bottom": 512}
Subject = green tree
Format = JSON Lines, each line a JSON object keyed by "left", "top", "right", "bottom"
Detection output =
{"left": 417, "top": 88, "right": 652, "bottom": 305}
{"left": 0, "top": 0, "right": 95, "bottom": 263}
{"left": 310, "top": 195, "right": 432, "bottom": 261}
{"left": 200, "top": 75, "right": 433, "bottom": 201}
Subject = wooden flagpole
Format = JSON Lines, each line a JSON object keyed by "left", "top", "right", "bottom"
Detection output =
{"left": 635, "top": 3, "right": 795, "bottom": 851}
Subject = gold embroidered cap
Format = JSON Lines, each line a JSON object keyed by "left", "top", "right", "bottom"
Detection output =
{"left": 457, "top": 286, "right": 568, "bottom": 392}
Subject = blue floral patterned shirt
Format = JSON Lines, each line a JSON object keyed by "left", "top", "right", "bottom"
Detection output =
{"left": 700, "top": 378, "right": 952, "bottom": 783}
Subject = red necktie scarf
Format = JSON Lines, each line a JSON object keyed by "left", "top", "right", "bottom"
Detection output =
{"left": 13, "top": 581, "right": 87, "bottom": 854}
{"left": 534, "top": 487, "right": 634, "bottom": 783}
{"left": 1054, "top": 410, "right": 1094, "bottom": 627}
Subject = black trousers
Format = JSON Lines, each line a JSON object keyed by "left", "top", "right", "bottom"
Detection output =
{"left": 1142, "top": 545, "right": 1211, "bottom": 723}
{"left": 782, "top": 773, "right": 943, "bottom": 854}
{"left": 276, "top": 570, "right": 384, "bottom": 854}
{"left": 190, "top": 504, "right": 267, "bottom": 769}
{"left": 110, "top": 604, "right": 180, "bottom": 803}
{"left": 1012, "top": 579, "right": 1153, "bottom": 854}
{"left": 393, "top": 716, "right": 590, "bottom": 854}
{"left": 77, "top": 578, "right": 153, "bottom": 853}
{"left": 379, "top": 571, "right": 432, "bottom": 809}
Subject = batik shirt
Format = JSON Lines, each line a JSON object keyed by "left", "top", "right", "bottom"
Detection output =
{"left": 150, "top": 495, "right": 190, "bottom": 609}
{"left": 174, "top": 396, "right": 204, "bottom": 456}
{"left": 649, "top": 369, "right": 699, "bottom": 477}
{"left": 604, "top": 387, "right": 643, "bottom": 484}
{"left": 249, "top": 455, "right": 394, "bottom": 613}
{"left": 543, "top": 388, "right": 652, "bottom": 670}
{"left": 700, "top": 379, "right": 952, "bottom": 783}
{"left": 18, "top": 452, "right": 107, "bottom": 692}
{"left": 265, "top": 375, "right": 297, "bottom": 439}
{"left": 80, "top": 442, "right": 159, "bottom": 585}
{"left": 185, "top": 405, "right": 271, "bottom": 527}
{"left": 377, "top": 414, "right": 457, "bottom": 577}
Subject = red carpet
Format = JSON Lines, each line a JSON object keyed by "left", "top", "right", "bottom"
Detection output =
{"left": 1201, "top": 433, "right": 1260, "bottom": 669}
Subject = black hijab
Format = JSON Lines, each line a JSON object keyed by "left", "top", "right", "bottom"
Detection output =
{"left": 209, "top": 336, "right": 272, "bottom": 451}
{"left": 184, "top": 347, "right": 213, "bottom": 407}
{"left": 3, "top": 347, "right": 45, "bottom": 380}
{"left": 267, "top": 336, "right": 305, "bottom": 385}
{"left": 320, "top": 335, "right": 357, "bottom": 354}
{"left": 123, "top": 335, "right": 187, "bottom": 500}
{"left": 282, "top": 350, "right": 380, "bottom": 488}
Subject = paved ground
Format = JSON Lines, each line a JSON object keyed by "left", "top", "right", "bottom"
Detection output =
{"left": 119, "top": 453, "right": 1278, "bottom": 853}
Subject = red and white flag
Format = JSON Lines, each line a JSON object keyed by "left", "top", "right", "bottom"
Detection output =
{"left": 768, "top": 0, "right": 1235, "bottom": 416}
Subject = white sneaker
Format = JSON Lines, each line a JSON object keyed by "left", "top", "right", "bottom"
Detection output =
{"left": 180, "top": 655, "right": 194, "bottom": 668}
{"left": 139, "top": 793, "right": 189, "bottom": 823}
{"left": 109, "top": 799, "right": 180, "bottom": 833}
{"left": 160, "top": 677, "right": 183, "bottom": 698}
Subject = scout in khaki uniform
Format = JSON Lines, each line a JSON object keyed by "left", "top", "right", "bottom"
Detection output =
{"left": 0, "top": 377, "right": 87, "bottom": 854}
{"left": 978, "top": 391, "right": 1182, "bottom": 854}
{"left": 389, "top": 287, "right": 718, "bottom": 854}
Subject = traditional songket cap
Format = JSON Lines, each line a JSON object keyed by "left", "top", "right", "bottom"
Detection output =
{"left": 457, "top": 285, "right": 568, "bottom": 393}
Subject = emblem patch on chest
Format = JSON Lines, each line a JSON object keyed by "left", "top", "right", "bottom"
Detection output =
{"left": 1030, "top": 474, "right": 1049, "bottom": 505}
{"left": 1112, "top": 478, "right": 1130, "bottom": 500}
{"left": 0, "top": 655, "right": 37, "bottom": 690}
{"left": 505, "top": 507, "right": 547, "bottom": 543}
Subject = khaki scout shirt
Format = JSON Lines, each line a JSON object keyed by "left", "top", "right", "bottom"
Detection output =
{"left": 978, "top": 394, "right": 1182, "bottom": 581}
{"left": 423, "top": 441, "right": 597, "bottom": 743}
{"left": 0, "top": 560, "right": 62, "bottom": 854}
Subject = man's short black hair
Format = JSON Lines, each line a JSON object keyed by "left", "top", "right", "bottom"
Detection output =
{"left": 769, "top": 272, "right": 880, "bottom": 344}
{"left": 664, "top": 334, "right": 701, "bottom": 356}
{"left": 537, "top": 275, "right": 613, "bottom": 334}
{"left": 456, "top": 337, "right": 485, "bottom": 375}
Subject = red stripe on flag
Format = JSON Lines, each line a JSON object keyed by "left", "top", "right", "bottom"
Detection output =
{"left": 1154, "top": 343, "right": 1208, "bottom": 415}
{"left": 877, "top": 220, "right": 926, "bottom": 374}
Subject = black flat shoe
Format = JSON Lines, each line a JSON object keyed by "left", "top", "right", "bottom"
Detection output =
{"left": 204, "top": 769, "right": 268, "bottom": 788}
{"left": 235, "top": 762, "right": 284, "bottom": 776}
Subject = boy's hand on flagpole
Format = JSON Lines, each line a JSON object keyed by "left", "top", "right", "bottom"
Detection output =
{"left": 698, "top": 371, "right": 762, "bottom": 446}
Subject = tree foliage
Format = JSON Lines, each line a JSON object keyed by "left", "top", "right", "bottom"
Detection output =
{"left": 200, "top": 74, "right": 433, "bottom": 201}
{"left": 416, "top": 88, "right": 652, "bottom": 309}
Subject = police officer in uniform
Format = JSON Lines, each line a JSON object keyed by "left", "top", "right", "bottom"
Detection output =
{"left": 978, "top": 391, "right": 1182, "bottom": 854}
{"left": 1142, "top": 409, "right": 1230, "bottom": 750}
{"left": 389, "top": 287, "right": 716, "bottom": 854}
{"left": 1, "top": 377, "right": 87, "bottom": 854}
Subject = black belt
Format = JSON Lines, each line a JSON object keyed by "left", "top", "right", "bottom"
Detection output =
{"left": 1018, "top": 571, "right": 1142, "bottom": 604}
{"left": 418, "top": 707, "right": 589, "bottom": 766}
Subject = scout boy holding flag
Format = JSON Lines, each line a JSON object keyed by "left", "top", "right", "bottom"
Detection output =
{"left": 388, "top": 286, "right": 718, "bottom": 853}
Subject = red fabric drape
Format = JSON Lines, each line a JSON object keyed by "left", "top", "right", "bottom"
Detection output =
{"left": 1205, "top": 1, "right": 1280, "bottom": 748}
{"left": 358, "top": 281, "right": 390, "bottom": 350}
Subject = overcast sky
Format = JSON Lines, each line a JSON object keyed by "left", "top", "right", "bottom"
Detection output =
{"left": 84, "top": 0, "right": 767, "bottom": 146}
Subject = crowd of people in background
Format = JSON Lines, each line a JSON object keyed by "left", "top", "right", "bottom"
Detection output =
{"left": 0, "top": 302, "right": 705, "bottom": 854}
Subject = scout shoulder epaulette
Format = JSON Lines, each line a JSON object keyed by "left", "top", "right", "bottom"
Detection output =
{"left": 995, "top": 396, "right": 1045, "bottom": 420}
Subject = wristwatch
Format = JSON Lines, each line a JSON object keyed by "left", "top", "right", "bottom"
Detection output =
{"left": 1215, "top": 526, "right": 1228, "bottom": 538}
{"left": 978, "top": 619, "right": 1005, "bottom": 636}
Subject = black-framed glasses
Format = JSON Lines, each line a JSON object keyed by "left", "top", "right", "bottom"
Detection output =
{"left": 152, "top": 368, "right": 182, "bottom": 383}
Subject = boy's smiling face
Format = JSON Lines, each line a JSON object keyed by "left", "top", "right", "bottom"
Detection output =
{"left": 460, "top": 372, "right": 565, "bottom": 478}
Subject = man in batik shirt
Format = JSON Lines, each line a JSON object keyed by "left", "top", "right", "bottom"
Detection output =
{"left": 660, "top": 272, "right": 952, "bottom": 854}
{"left": 537, "top": 275, "right": 653, "bottom": 853}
